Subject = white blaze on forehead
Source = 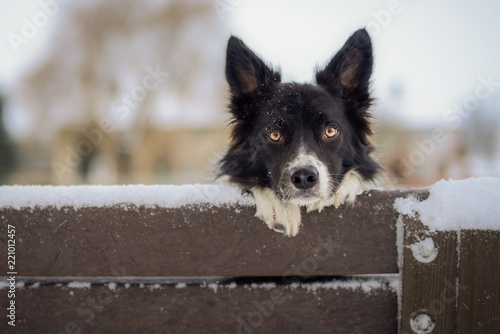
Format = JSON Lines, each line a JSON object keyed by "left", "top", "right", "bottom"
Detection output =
{"left": 288, "top": 146, "right": 330, "bottom": 199}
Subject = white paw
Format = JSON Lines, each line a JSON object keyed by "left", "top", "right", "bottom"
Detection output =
{"left": 307, "top": 170, "right": 376, "bottom": 212}
{"left": 251, "top": 187, "right": 301, "bottom": 237}
{"left": 306, "top": 196, "right": 337, "bottom": 213}
{"left": 306, "top": 184, "right": 349, "bottom": 212}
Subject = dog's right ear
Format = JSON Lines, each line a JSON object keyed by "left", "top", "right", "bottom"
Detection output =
{"left": 315, "top": 29, "right": 373, "bottom": 99}
{"left": 225, "top": 36, "right": 281, "bottom": 97}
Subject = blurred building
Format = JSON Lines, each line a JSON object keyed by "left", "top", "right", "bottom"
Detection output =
{"left": 1, "top": 0, "right": 499, "bottom": 187}
{"left": 373, "top": 85, "right": 500, "bottom": 187}
{"left": 0, "top": 97, "right": 16, "bottom": 183}
{"left": 4, "top": 0, "right": 231, "bottom": 185}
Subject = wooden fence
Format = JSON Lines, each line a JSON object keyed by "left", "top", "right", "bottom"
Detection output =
{"left": 0, "top": 187, "right": 498, "bottom": 333}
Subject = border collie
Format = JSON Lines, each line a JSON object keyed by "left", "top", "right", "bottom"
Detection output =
{"left": 218, "top": 29, "right": 381, "bottom": 236}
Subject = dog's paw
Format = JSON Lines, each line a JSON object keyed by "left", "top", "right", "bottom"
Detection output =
{"left": 306, "top": 196, "right": 337, "bottom": 213}
{"left": 306, "top": 185, "right": 350, "bottom": 212}
{"left": 251, "top": 187, "right": 301, "bottom": 237}
{"left": 307, "top": 170, "right": 375, "bottom": 212}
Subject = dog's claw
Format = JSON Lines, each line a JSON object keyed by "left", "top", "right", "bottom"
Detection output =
{"left": 307, "top": 183, "right": 351, "bottom": 212}
{"left": 273, "top": 223, "right": 287, "bottom": 234}
{"left": 307, "top": 198, "right": 333, "bottom": 213}
{"left": 306, "top": 202, "right": 321, "bottom": 213}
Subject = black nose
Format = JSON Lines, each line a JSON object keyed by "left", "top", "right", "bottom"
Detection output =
{"left": 291, "top": 166, "right": 318, "bottom": 189}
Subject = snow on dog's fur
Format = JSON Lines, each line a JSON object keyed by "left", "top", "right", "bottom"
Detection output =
{"left": 218, "top": 29, "right": 382, "bottom": 236}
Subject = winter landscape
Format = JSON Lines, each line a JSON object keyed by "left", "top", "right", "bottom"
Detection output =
{"left": 0, "top": 0, "right": 499, "bottom": 333}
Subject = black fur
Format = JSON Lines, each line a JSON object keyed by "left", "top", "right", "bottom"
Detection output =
{"left": 218, "top": 29, "right": 380, "bottom": 199}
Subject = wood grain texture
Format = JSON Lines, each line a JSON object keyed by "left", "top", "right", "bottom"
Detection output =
{"left": 3, "top": 187, "right": 500, "bottom": 333}
{"left": 400, "top": 216, "right": 458, "bottom": 334}
{"left": 0, "top": 282, "right": 398, "bottom": 334}
{"left": 457, "top": 230, "right": 500, "bottom": 333}
{"left": 0, "top": 190, "right": 418, "bottom": 277}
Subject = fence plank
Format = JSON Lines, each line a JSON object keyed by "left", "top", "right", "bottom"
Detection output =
{"left": 0, "top": 190, "right": 417, "bottom": 277}
{"left": 3, "top": 186, "right": 500, "bottom": 333}
{"left": 400, "top": 216, "right": 458, "bottom": 334}
{"left": 456, "top": 230, "right": 500, "bottom": 333}
{"left": 0, "top": 282, "right": 397, "bottom": 334}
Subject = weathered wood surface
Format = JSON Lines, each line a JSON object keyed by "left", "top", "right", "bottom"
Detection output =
{"left": 0, "top": 190, "right": 419, "bottom": 277}
{"left": 0, "top": 281, "right": 398, "bottom": 334}
{"left": 456, "top": 230, "right": 500, "bottom": 334}
{"left": 1, "top": 187, "right": 500, "bottom": 334}
{"left": 400, "top": 212, "right": 500, "bottom": 333}
{"left": 400, "top": 216, "right": 458, "bottom": 334}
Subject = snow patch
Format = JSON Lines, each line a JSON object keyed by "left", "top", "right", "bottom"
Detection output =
{"left": 0, "top": 281, "right": 26, "bottom": 289}
{"left": 394, "top": 177, "right": 500, "bottom": 231}
{"left": 108, "top": 282, "right": 117, "bottom": 290}
{"left": 175, "top": 283, "right": 187, "bottom": 289}
{"left": 393, "top": 195, "right": 418, "bottom": 219}
{"left": 0, "top": 184, "right": 254, "bottom": 209}
{"left": 206, "top": 283, "right": 218, "bottom": 293}
{"left": 296, "top": 280, "right": 391, "bottom": 294}
{"left": 149, "top": 284, "right": 161, "bottom": 290}
{"left": 67, "top": 282, "right": 91, "bottom": 289}
{"left": 251, "top": 279, "right": 398, "bottom": 294}
{"left": 389, "top": 279, "right": 401, "bottom": 295}
{"left": 250, "top": 283, "right": 276, "bottom": 290}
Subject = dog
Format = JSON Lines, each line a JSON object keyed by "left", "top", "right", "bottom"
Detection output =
{"left": 218, "top": 29, "right": 381, "bottom": 236}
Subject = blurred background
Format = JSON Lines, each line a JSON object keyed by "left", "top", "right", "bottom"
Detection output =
{"left": 0, "top": 0, "right": 499, "bottom": 187}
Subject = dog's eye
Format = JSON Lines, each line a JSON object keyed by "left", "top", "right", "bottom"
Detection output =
{"left": 268, "top": 130, "right": 282, "bottom": 142}
{"left": 325, "top": 126, "right": 338, "bottom": 138}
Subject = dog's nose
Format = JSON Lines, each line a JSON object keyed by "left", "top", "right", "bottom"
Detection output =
{"left": 291, "top": 166, "right": 318, "bottom": 189}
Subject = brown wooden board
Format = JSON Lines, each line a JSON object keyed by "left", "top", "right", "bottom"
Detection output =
{"left": 0, "top": 190, "right": 419, "bottom": 277}
{"left": 456, "top": 230, "right": 500, "bottom": 333}
{"left": 0, "top": 281, "right": 397, "bottom": 334}
{"left": 400, "top": 216, "right": 458, "bottom": 334}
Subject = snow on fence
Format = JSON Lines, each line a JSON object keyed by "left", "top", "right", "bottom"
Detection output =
{"left": 0, "top": 178, "right": 499, "bottom": 333}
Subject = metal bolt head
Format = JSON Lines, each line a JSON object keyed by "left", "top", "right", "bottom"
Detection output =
{"left": 410, "top": 237, "right": 438, "bottom": 263}
{"left": 410, "top": 312, "right": 435, "bottom": 333}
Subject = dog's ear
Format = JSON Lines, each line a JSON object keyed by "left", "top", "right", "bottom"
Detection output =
{"left": 316, "top": 29, "right": 373, "bottom": 99}
{"left": 225, "top": 36, "right": 281, "bottom": 96}
{"left": 316, "top": 29, "right": 373, "bottom": 145}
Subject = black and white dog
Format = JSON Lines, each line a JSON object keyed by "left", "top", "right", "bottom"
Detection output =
{"left": 218, "top": 29, "right": 381, "bottom": 236}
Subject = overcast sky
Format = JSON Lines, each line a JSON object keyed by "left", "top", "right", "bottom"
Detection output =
{"left": 1, "top": 0, "right": 500, "bottom": 127}
{"left": 227, "top": 0, "right": 500, "bottom": 126}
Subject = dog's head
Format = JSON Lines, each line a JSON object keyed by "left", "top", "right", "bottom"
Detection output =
{"left": 220, "top": 29, "right": 380, "bottom": 205}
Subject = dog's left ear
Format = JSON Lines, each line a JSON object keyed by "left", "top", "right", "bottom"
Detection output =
{"left": 316, "top": 29, "right": 373, "bottom": 99}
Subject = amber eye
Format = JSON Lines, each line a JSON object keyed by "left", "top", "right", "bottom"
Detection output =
{"left": 325, "top": 126, "right": 338, "bottom": 138}
{"left": 268, "top": 130, "right": 282, "bottom": 142}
